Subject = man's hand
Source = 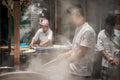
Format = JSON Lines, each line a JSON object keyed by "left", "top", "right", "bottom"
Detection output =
{"left": 107, "top": 57, "right": 120, "bottom": 66}
{"left": 30, "top": 43, "right": 33, "bottom": 48}
{"left": 30, "top": 39, "right": 35, "bottom": 48}
{"left": 101, "top": 50, "right": 120, "bottom": 65}
{"left": 53, "top": 50, "right": 72, "bottom": 62}
{"left": 107, "top": 57, "right": 115, "bottom": 65}
{"left": 64, "top": 50, "right": 72, "bottom": 57}
{"left": 58, "top": 50, "right": 72, "bottom": 59}
{"left": 114, "top": 59, "right": 120, "bottom": 66}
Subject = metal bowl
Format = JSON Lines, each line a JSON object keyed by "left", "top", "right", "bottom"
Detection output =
{"left": 0, "top": 66, "right": 15, "bottom": 74}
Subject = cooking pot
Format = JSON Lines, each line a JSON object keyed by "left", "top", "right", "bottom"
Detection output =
{"left": 0, "top": 71, "right": 48, "bottom": 80}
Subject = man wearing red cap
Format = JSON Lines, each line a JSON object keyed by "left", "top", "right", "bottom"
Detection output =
{"left": 30, "top": 19, "right": 53, "bottom": 47}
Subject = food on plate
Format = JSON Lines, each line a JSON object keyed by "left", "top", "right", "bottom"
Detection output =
{"left": 23, "top": 49, "right": 36, "bottom": 53}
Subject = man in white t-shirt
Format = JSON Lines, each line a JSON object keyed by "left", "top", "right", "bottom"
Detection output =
{"left": 97, "top": 14, "right": 120, "bottom": 80}
{"left": 60, "top": 4, "right": 96, "bottom": 80}
{"left": 30, "top": 19, "right": 53, "bottom": 47}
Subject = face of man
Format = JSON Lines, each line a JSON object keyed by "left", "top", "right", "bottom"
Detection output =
{"left": 105, "top": 25, "right": 114, "bottom": 32}
{"left": 69, "top": 12, "right": 84, "bottom": 27}
{"left": 41, "top": 26, "right": 48, "bottom": 33}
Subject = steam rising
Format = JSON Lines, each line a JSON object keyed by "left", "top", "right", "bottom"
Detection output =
{"left": 18, "top": 0, "right": 118, "bottom": 80}
{"left": 28, "top": 52, "right": 70, "bottom": 80}
{"left": 21, "top": 1, "right": 86, "bottom": 80}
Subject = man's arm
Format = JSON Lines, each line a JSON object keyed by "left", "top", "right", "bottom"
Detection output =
{"left": 68, "top": 46, "right": 88, "bottom": 63}
{"left": 30, "top": 38, "right": 35, "bottom": 47}
{"left": 39, "top": 39, "right": 52, "bottom": 47}
{"left": 97, "top": 31, "right": 119, "bottom": 65}
{"left": 55, "top": 50, "right": 72, "bottom": 60}
{"left": 101, "top": 50, "right": 114, "bottom": 64}
{"left": 64, "top": 50, "right": 72, "bottom": 57}
{"left": 30, "top": 29, "right": 41, "bottom": 47}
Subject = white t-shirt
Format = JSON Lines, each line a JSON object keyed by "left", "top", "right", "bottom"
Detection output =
{"left": 69, "top": 22, "right": 96, "bottom": 76}
{"left": 97, "top": 29, "right": 120, "bottom": 68}
{"left": 33, "top": 28, "right": 53, "bottom": 43}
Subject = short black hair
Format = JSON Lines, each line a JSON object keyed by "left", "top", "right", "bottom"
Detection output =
{"left": 104, "top": 14, "right": 117, "bottom": 38}
{"left": 67, "top": 4, "right": 84, "bottom": 16}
